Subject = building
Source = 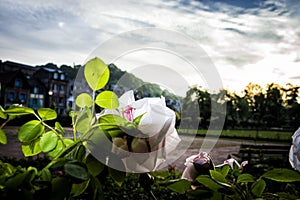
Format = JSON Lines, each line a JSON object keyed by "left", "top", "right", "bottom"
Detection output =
{"left": 0, "top": 60, "right": 70, "bottom": 114}
{"left": 0, "top": 70, "right": 31, "bottom": 108}
{"left": 32, "top": 68, "right": 68, "bottom": 115}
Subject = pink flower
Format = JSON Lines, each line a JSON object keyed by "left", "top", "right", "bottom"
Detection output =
{"left": 181, "top": 152, "right": 214, "bottom": 182}
{"left": 123, "top": 106, "right": 135, "bottom": 122}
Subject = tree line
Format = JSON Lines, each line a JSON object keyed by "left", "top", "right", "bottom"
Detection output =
{"left": 182, "top": 83, "right": 300, "bottom": 130}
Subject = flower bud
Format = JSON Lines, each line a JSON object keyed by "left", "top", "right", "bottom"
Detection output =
{"left": 112, "top": 137, "right": 129, "bottom": 158}
{"left": 131, "top": 138, "right": 149, "bottom": 153}
{"left": 181, "top": 152, "right": 214, "bottom": 182}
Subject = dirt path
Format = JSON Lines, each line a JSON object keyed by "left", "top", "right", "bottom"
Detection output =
{"left": 0, "top": 127, "right": 290, "bottom": 171}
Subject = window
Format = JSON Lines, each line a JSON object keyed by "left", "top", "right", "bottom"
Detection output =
{"left": 53, "top": 73, "right": 58, "bottom": 79}
{"left": 8, "top": 92, "right": 14, "bottom": 102}
{"left": 53, "top": 84, "right": 58, "bottom": 92}
{"left": 60, "top": 85, "right": 65, "bottom": 94}
{"left": 19, "top": 93, "right": 26, "bottom": 103}
{"left": 15, "top": 79, "right": 21, "bottom": 87}
{"left": 33, "top": 86, "right": 39, "bottom": 94}
{"left": 60, "top": 74, "right": 65, "bottom": 80}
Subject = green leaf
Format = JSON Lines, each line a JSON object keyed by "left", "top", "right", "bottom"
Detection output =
{"left": 109, "top": 167, "right": 126, "bottom": 187}
{"left": 48, "top": 140, "right": 63, "bottom": 158}
{"left": 84, "top": 57, "right": 110, "bottom": 91}
{"left": 71, "top": 179, "right": 91, "bottom": 197}
{"left": 196, "top": 175, "right": 224, "bottom": 191}
{"left": 76, "top": 93, "right": 93, "bottom": 108}
{"left": 48, "top": 138, "right": 74, "bottom": 158}
{"left": 133, "top": 112, "right": 146, "bottom": 126}
{"left": 216, "top": 164, "right": 230, "bottom": 177}
{"left": 95, "top": 91, "right": 119, "bottom": 109}
{"left": 74, "top": 144, "right": 86, "bottom": 161}
{"left": 22, "top": 139, "right": 42, "bottom": 156}
{"left": 64, "top": 162, "right": 89, "bottom": 181}
{"left": 38, "top": 108, "right": 57, "bottom": 121}
{"left": 98, "top": 114, "right": 129, "bottom": 137}
{"left": 75, "top": 108, "right": 93, "bottom": 134}
{"left": 90, "top": 177, "right": 104, "bottom": 200}
{"left": 0, "top": 129, "right": 7, "bottom": 144}
{"left": 40, "top": 168, "right": 52, "bottom": 181}
{"left": 261, "top": 168, "right": 300, "bottom": 182}
{"left": 5, "top": 106, "right": 35, "bottom": 116}
{"left": 40, "top": 131, "right": 58, "bottom": 152}
{"left": 5, "top": 172, "right": 27, "bottom": 190}
{"left": 210, "top": 170, "right": 229, "bottom": 185}
{"left": 18, "top": 120, "right": 44, "bottom": 143}
{"left": 167, "top": 179, "right": 191, "bottom": 194}
{"left": 251, "top": 179, "right": 266, "bottom": 197}
{"left": 0, "top": 106, "right": 7, "bottom": 119}
{"left": 99, "top": 114, "right": 128, "bottom": 125}
{"left": 237, "top": 173, "right": 255, "bottom": 183}
{"left": 55, "top": 122, "right": 65, "bottom": 134}
{"left": 85, "top": 154, "right": 105, "bottom": 177}
{"left": 51, "top": 177, "right": 71, "bottom": 200}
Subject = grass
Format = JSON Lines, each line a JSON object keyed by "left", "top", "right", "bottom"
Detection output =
{"left": 179, "top": 129, "right": 293, "bottom": 142}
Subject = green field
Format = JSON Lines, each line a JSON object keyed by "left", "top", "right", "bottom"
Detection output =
{"left": 179, "top": 129, "right": 294, "bottom": 142}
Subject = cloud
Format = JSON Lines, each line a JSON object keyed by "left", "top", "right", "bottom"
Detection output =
{"left": 0, "top": 0, "right": 299, "bottom": 93}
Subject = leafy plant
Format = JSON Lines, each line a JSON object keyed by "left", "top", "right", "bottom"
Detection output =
{"left": 166, "top": 160, "right": 300, "bottom": 199}
{"left": 0, "top": 57, "right": 122, "bottom": 199}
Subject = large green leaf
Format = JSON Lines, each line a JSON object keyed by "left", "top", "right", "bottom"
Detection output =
{"left": 38, "top": 108, "right": 57, "bottom": 121}
{"left": 0, "top": 129, "right": 7, "bottom": 144}
{"left": 167, "top": 179, "right": 191, "bottom": 194}
{"left": 5, "top": 172, "right": 27, "bottom": 190}
{"left": 64, "top": 162, "right": 89, "bottom": 181}
{"left": 40, "top": 131, "right": 58, "bottom": 152}
{"left": 251, "top": 179, "right": 266, "bottom": 197}
{"left": 196, "top": 175, "right": 224, "bottom": 191}
{"left": 237, "top": 173, "right": 255, "bottom": 183}
{"left": 95, "top": 91, "right": 119, "bottom": 109}
{"left": 210, "top": 170, "right": 229, "bottom": 185}
{"left": 76, "top": 93, "right": 93, "bottom": 108}
{"left": 71, "top": 179, "right": 91, "bottom": 197}
{"left": 85, "top": 154, "right": 105, "bottom": 177}
{"left": 22, "top": 139, "right": 42, "bottom": 156}
{"left": 261, "top": 168, "right": 300, "bottom": 182}
{"left": 5, "top": 106, "right": 35, "bottom": 116}
{"left": 18, "top": 120, "right": 44, "bottom": 143}
{"left": 84, "top": 57, "right": 110, "bottom": 91}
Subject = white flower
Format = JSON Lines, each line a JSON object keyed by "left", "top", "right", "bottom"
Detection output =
{"left": 289, "top": 128, "right": 300, "bottom": 172}
{"left": 97, "top": 90, "right": 181, "bottom": 172}
{"left": 223, "top": 158, "right": 248, "bottom": 170}
{"left": 181, "top": 152, "right": 213, "bottom": 182}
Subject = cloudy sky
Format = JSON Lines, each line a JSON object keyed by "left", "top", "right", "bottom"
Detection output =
{"left": 0, "top": 0, "right": 299, "bottom": 94}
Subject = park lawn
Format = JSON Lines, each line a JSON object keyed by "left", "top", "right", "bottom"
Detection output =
{"left": 179, "top": 129, "right": 293, "bottom": 141}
